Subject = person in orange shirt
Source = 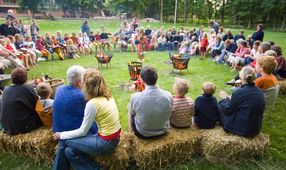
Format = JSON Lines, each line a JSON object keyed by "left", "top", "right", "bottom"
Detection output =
{"left": 255, "top": 55, "right": 279, "bottom": 108}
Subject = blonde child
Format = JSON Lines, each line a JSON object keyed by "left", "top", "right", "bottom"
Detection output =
{"left": 170, "top": 78, "right": 194, "bottom": 128}
{"left": 35, "top": 83, "right": 53, "bottom": 127}
{"left": 200, "top": 33, "right": 209, "bottom": 59}
{"left": 66, "top": 39, "right": 80, "bottom": 59}
{"left": 194, "top": 82, "right": 219, "bottom": 129}
{"left": 137, "top": 37, "right": 145, "bottom": 62}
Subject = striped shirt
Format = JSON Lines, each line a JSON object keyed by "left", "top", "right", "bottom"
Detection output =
{"left": 170, "top": 96, "right": 194, "bottom": 127}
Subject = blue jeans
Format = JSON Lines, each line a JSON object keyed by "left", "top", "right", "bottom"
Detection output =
{"left": 157, "top": 43, "right": 165, "bottom": 51}
{"left": 53, "top": 135, "right": 119, "bottom": 170}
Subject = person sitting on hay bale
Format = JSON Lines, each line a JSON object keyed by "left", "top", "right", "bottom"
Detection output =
{"left": 219, "top": 66, "right": 265, "bottom": 137}
{"left": 53, "top": 69, "right": 121, "bottom": 170}
{"left": 128, "top": 66, "right": 173, "bottom": 139}
{"left": 170, "top": 78, "right": 194, "bottom": 128}
{"left": 52, "top": 65, "right": 98, "bottom": 169}
{"left": 35, "top": 82, "right": 53, "bottom": 127}
{"left": 194, "top": 82, "right": 220, "bottom": 129}
{"left": 0, "top": 67, "right": 42, "bottom": 135}
{"left": 255, "top": 54, "right": 279, "bottom": 108}
{"left": 271, "top": 45, "right": 286, "bottom": 80}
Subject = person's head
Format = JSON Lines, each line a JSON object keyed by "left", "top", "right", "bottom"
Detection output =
{"left": 256, "top": 55, "right": 277, "bottom": 74}
{"left": 241, "top": 40, "right": 248, "bottom": 48}
{"left": 37, "top": 35, "right": 42, "bottom": 41}
{"left": 32, "top": 19, "right": 36, "bottom": 24}
{"left": 209, "top": 28, "right": 215, "bottom": 34}
{"left": 203, "top": 32, "right": 208, "bottom": 38}
{"left": 66, "top": 65, "right": 85, "bottom": 88}
{"left": 256, "top": 24, "right": 264, "bottom": 31}
{"left": 239, "top": 29, "right": 245, "bottom": 35}
{"left": 56, "top": 31, "right": 62, "bottom": 37}
{"left": 271, "top": 45, "right": 282, "bottom": 56}
{"left": 239, "top": 66, "right": 256, "bottom": 85}
{"left": 246, "top": 35, "right": 252, "bottom": 40}
{"left": 226, "top": 29, "right": 232, "bottom": 35}
{"left": 268, "top": 41, "right": 275, "bottom": 46}
{"left": 209, "top": 20, "right": 214, "bottom": 26}
{"left": 36, "top": 83, "right": 52, "bottom": 99}
{"left": 140, "top": 66, "right": 158, "bottom": 86}
{"left": 218, "top": 27, "right": 224, "bottom": 33}
{"left": 264, "top": 50, "right": 277, "bottom": 58}
{"left": 11, "top": 67, "right": 28, "bottom": 85}
{"left": 45, "top": 32, "right": 50, "bottom": 38}
{"left": 25, "top": 35, "right": 32, "bottom": 42}
{"left": 14, "top": 34, "right": 21, "bottom": 42}
{"left": 7, "top": 35, "right": 14, "bottom": 43}
{"left": 84, "top": 20, "right": 88, "bottom": 25}
{"left": 216, "top": 36, "right": 221, "bottom": 42}
{"left": 253, "top": 40, "right": 261, "bottom": 49}
{"left": 202, "top": 82, "right": 216, "bottom": 96}
{"left": 82, "top": 69, "right": 111, "bottom": 100}
{"left": 225, "top": 39, "right": 232, "bottom": 46}
{"left": 6, "top": 17, "right": 11, "bottom": 25}
{"left": 173, "top": 78, "right": 190, "bottom": 97}
{"left": 258, "top": 42, "right": 271, "bottom": 53}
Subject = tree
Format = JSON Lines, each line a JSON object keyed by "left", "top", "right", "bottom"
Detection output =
{"left": 19, "top": 0, "right": 45, "bottom": 17}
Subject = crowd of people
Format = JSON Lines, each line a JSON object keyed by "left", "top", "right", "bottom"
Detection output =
{"left": 0, "top": 10, "right": 286, "bottom": 170}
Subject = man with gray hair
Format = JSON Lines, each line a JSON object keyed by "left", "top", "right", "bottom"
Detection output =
{"left": 53, "top": 65, "right": 97, "bottom": 170}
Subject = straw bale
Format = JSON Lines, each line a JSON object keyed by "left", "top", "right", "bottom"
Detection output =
{"left": 0, "top": 127, "right": 58, "bottom": 165}
{"left": 94, "top": 132, "right": 133, "bottom": 170}
{"left": 200, "top": 127, "right": 270, "bottom": 164}
{"left": 132, "top": 128, "right": 201, "bottom": 170}
{"left": 279, "top": 80, "right": 286, "bottom": 95}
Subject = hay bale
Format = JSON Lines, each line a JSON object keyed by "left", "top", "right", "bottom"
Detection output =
{"left": 200, "top": 127, "right": 270, "bottom": 164}
{"left": 0, "top": 127, "right": 58, "bottom": 165}
{"left": 279, "top": 80, "right": 286, "bottom": 95}
{"left": 132, "top": 128, "right": 201, "bottom": 170}
{"left": 94, "top": 132, "right": 133, "bottom": 170}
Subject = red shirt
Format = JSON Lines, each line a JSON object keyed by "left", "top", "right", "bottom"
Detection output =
{"left": 95, "top": 34, "right": 101, "bottom": 41}
{"left": 200, "top": 38, "right": 209, "bottom": 47}
{"left": 36, "top": 40, "right": 45, "bottom": 51}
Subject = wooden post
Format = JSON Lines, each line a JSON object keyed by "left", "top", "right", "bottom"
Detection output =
{"left": 174, "top": 0, "right": 178, "bottom": 25}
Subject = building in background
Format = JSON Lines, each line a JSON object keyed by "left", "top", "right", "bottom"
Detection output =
{"left": 0, "top": 0, "right": 20, "bottom": 14}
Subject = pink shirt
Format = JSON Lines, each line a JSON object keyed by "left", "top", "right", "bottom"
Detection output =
{"left": 234, "top": 47, "right": 251, "bottom": 58}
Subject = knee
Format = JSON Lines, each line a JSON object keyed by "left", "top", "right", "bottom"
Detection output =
{"left": 65, "top": 147, "right": 76, "bottom": 160}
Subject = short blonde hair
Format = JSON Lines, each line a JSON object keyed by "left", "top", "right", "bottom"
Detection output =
{"left": 82, "top": 69, "right": 111, "bottom": 100}
{"left": 257, "top": 55, "right": 277, "bottom": 74}
{"left": 202, "top": 82, "right": 216, "bottom": 96}
{"left": 173, "top": 78, "right": 190, "bottom": 97}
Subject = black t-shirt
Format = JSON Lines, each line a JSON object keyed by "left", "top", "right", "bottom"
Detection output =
{"left": 0, "top": 24, "right": 20, "bottom": 37}
{"left": 0, "top": 84, "right": 42, "bottom": 135}
{"left": 100, "top": 32, "right": 109, "bottom": 40}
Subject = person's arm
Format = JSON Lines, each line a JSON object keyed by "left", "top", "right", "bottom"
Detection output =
{"left": 218, "top": 41, "right": 224, "bottom": 50}
{"left": 219, "top": 91, "right": 240, "bottom": 115}
{"left": 58, "top": 101, "right": 97, "bottom": 140}
{"left": 127, "top": 97, "right": 136, "bottom": 131}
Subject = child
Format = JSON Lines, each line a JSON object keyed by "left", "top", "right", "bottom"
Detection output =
{"left": 129, "top": 76, "right": 145, "bottom": 92}
{"left": 35, "top": 83, "right": 53, "bottom": 127}
{"left": 35, "top": 35, "right": 50, "bottom": 60}
{"left": 137, "top": 37, "right": 145, "bottom": 62}
{"left": 170, "top": 78, "right": 194, "bottom": 128}
{"left": 255, "top": 55, "right": 279, "bottom": 108}
{"left": 66, "top": 39, "right": 80, "bottom": 59}
{"left": 200, "top": 33, "right": 209, "bottom": 59}
{"left": 194, "top": 82, "right": 219, "bottom": 129}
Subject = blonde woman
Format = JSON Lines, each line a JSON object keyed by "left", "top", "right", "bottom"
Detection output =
{"left": 53, "top": 69, "right": 121, "bottom": 170}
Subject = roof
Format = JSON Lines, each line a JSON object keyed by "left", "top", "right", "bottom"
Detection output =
{"left": 0, "top": 4, "right": 20, "bottom": 8}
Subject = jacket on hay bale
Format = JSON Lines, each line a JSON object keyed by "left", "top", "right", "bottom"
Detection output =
{"left": 0, "top": 127, "right": 57, "bottom": 165}
{"left": 131, "top": 128, "right": 201, "bottom": 170}
{"left": 200, "top": 127, "right": 270, "bottom": 164}
{"left": 0, "top": 128, "right": 132, "bottom": 169}
{"left": 278, "top": 80, "right": 286, "bottom": 95}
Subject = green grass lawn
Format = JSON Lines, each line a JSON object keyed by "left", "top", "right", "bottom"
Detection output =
{"left": 0, "top": 19, "right": 286, "bottom": 169}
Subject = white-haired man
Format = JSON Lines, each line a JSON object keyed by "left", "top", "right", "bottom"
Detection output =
{"left": 53, "top": 65, "right": 97, "bottom": 170}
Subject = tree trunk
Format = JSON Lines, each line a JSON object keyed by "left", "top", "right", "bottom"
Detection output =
{"left": 160, "top": 0, "right": 163, "bottom": 23}
{"left": 281, "top": 15, "right": 286, "bottom": 31}
{"left": 221, "top": 0, "right": 225, "bottom": 24}
{"left": 248, "top": 18, "right": 251, "bottom": 29}
{"left": 174, "top": 0, "right": 178, "bottom": 25}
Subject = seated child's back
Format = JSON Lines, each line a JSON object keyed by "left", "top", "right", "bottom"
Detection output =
{"left": 170, "top": 78, "right": 194, "bottom": 128}
{"left": 35, "top": 82, "right": 53, "bottom": 127}
{"left": 194, "top": 82, "right": 219, "bottom": 129}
